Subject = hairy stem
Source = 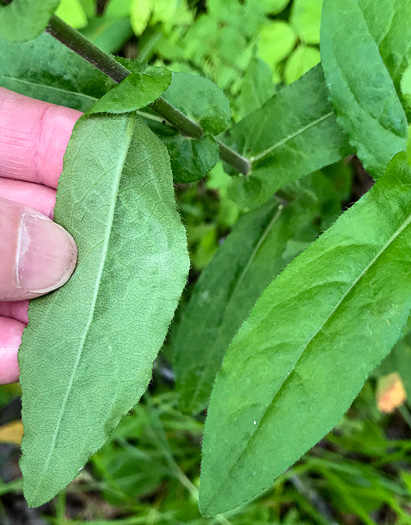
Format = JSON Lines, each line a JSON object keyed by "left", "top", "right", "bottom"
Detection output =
{"left": 217, "top": 140, "right": 252, "bottom": 175}
{"left": 46, "top": 15, "right": 251, "bottom": 175}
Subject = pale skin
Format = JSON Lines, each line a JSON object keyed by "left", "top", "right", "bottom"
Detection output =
{"left": 0, "top": 87, "right": 81, "bottom": 384}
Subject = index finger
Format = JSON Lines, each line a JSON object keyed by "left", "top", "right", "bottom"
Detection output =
{"left": 0, "top": 87, "right": 82, "bottom": 189}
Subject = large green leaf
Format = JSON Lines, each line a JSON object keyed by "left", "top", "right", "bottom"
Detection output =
{"left": 19, "top": 114, "right": 189, "bottom": 507}
{"left": 199, "top": 153, "right": 411, "bottom": 516}
{"left": 228, "top": 66, "right": 351, "bottom": 208}
{"left": 321, "top": 0, "right": 410, "bottom": 176}
{"left": 0, "top": 33, "right": 113, "bottom": 111}
{"left": 175, "top": 174, "right": 341, "bottom": 415}
{"left": 86, "top": 64, "right": 171, "bottom": 115}
{"left": 0, "top": 0, "right": 60, "bottom": 42}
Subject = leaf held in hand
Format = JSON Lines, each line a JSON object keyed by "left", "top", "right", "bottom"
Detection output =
{"left": 19, "top": 114, "right": 189, "bottom": 507}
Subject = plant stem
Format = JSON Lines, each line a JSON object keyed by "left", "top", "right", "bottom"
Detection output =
{"left": 217, "top": 140, "right": 252, "bottom": 176}
{"left": 46, "top": 15, "right": 251, "bottom": 175}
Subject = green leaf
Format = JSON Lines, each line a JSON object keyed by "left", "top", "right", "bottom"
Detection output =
{"left": 257, "top": 21, "right": 297, "bottom": 69}
{"left": 19, "top": 114, "right": 189, "bottom": 507}
{"left": 284, "top": 45, "right": 321, "bottom": 85}
{"left": 86, "top": 65, "right": 171, "bottom": 115}
{"left": 162, "top": 134, "right": 219, "bottom": 183}
{"left": 151, "top": 0, "right": 192, "bottom": 27}
{"left": 130, "top": 0, "right": 152, "bottom": 36}
{"left": 236, "top": 57, "right": 274, "bottom": 120}
{"left": 408, "top": 125, "right": 411, "bottom": 167}
{"left": 175, "top": 184, "right": 336, "bottom": 415}
{"left": 0, "top": 33, "right": 114, "bottom": 111}
{"left": 254, "top": 0, "right": 291, "bottom": 15}
{"left": 79, "top": 0, "right": 95, "bottom": 18}
{"left": 163, "top": 72, "right": 231, "bottom": 136}
{"left": 228, "top": 66, "right": 351, "bottom": 208}
{"left": 290, "top": 0, "right": 322, "bottom": 44}
{"left": 55, "top": 0, "right": 88, "bottom": 29}
{"left": 0, "top": 0, "right": 60, "bottom": 42}
{"left": 81, "top": 17, "right": 133, "bottom": 54}
{"left": 402, "top": 64, "right": 411, "bottom": 109}
{"left": 105, "top": 0, "right": 132, "bottom": 18}
{"left": 199, "top": 153, "right": 411, "bottom": 516}
{"left": 321, "top": 0, "right": 409, "bottom": 176}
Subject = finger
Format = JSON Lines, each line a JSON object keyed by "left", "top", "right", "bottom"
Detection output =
{"left": 0, "top": 179, "right": 56, "bottom": 322}
{"left": 0, "top": 177, "right": 56, "bottom": 218}
{"left": 0, "top": 87, "right": 82, "bottom": 188}
{"left": 0, "top": 317, "right": 24, "bottom": 385}
{"left": 0, "top": 301, "right": 29, "bottom": 324}
{"left": 0, "top": 197, "right": 77, "bottom": 301}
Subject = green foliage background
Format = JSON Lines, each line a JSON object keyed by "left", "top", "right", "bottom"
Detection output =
{"left": 1, "top": 0, "right": 411, "bottom": 524}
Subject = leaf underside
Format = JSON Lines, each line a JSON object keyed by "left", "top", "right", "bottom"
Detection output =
{"left": 19, "top": 114, "right": 189, "bottom": 507}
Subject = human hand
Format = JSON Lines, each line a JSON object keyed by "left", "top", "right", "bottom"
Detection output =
{"left": 0, "top": 88, "right": 81, "bottom": 385}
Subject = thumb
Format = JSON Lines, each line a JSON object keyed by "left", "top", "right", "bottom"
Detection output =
{"left": 0, "top": 197, "right": 77, "bottom": 301}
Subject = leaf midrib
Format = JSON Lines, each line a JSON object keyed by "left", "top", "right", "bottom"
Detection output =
{"left": 0, "top": 76, "right": 98, "bottom": 104}
{"left": 206, "top": 209, "right": 411, "bottom": 507}
{"left": 30, "top": 114, "right": 136, "bottom": 502}
{"left": 250, "top": 111, "right": 335, "bottom": 164}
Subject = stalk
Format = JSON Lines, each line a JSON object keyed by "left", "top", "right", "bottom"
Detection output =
{"left": 46, "top": 15, "right": 251, "bottom": 175}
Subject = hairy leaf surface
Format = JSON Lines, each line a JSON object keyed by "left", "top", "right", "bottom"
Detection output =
{"left": 19, "top": 114, "right": 189, "bottom": 507}
{"left": 0, "top": 34, "right": 113, "bottom": 111}
{"left": 321, "top": 0, "right": 410, "bottom": 176}
{"left": 0, "top": 0, "right": 60, "bottom": 42}
{"left": 199, "top": 154, "right": 411, "bottom": 516}
{"left": 175, "top": 179, "right": 338, "bottom": 415}
{"left": 162, "top": 134, "right": 219, "bottom": 183}
{"left": 228, "top": 66, "right": 351, "bottom": 208}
